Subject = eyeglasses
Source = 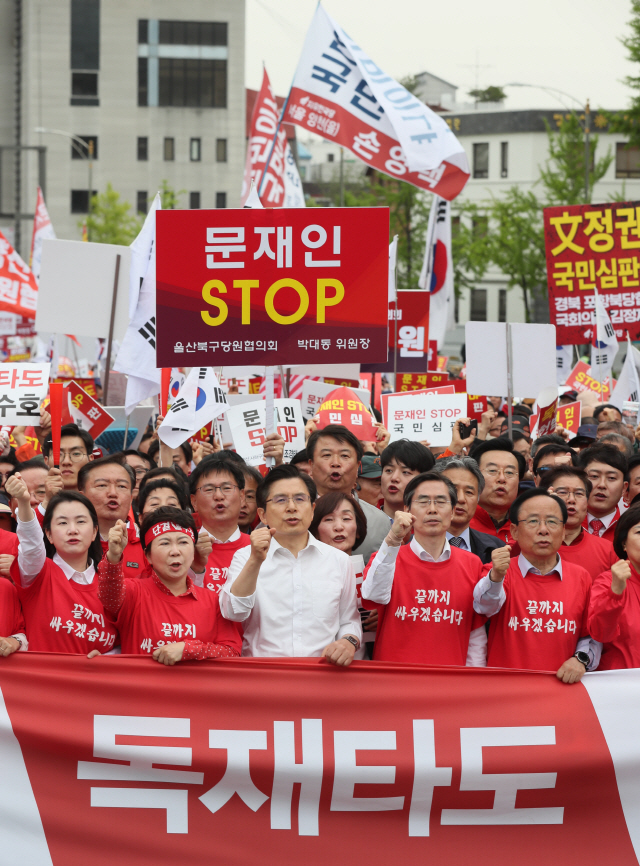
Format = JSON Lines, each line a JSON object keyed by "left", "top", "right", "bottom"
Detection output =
{"left": 535, "top": 466, "right": 554, "bottom": 475}
{"left": 516, "top": 517, "right": 564, "bottom": 529}
{"left": 0, "top": 471, "right": 12, "bottom": 481}
{"left": 413, "top": 495, "right": 451, "bottom": 508}
{"left": 553, "top": 489, "right": 587, "bottom": 500}
{"left": 195, "top": 484, "right": 238, "bottom": 496}
{"left": 483, "top": 468, "right": 519, "bottom": 479}
{"left": 58, "top": 450, "right": 89, "bottom": 463}
{"left": 266, "top": 494, "right": 311, "bottom": 506}
{"left": 131, "top": 467, "right": 148, "bottom": 478}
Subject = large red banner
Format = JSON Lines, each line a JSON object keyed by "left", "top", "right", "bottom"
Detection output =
{"left": 156, "top": 208, "right": 389, "bottom": 367}
{"left": 544, "top": 201, "right": 640, "bottom": 344}
{"left": 2, "top": 654, "right": 640, "bottom": 865}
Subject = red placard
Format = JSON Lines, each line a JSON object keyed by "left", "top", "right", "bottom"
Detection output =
{"left": 557, "top": 400, "right": 581, "bottom": 434}
{"left": 156, "top": 208, "right": 389, "bottom": 367}
{"left": 466, "top": 394, "right": 488, "bottom": 421}
{"left": 564, "top": 360, "right": 612, "bottom": 401}
{"left": 61, "top": 381, "right": 115, "bottom": 439}
{"left": 315, "top": 386, "right": 377, "bottom": 439}
{"left": 52, "top": 376, "right": 98, "bottom": 398}
{"left": 364, "top": 291, "right": 430, "bottom": 374}
{"left": 544, "top": 200, "right": 640, "bottom": 344}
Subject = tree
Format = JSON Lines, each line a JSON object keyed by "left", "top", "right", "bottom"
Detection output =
{"left": 159, "top": 179, "right": 186, "bottom": 210}
{"left": 450, "top": 201, "right": 492, "bottom": 293}
{"left": 468, "top": 86, "right": 506, "bottom": 104}
{"left": 81, "top": 184, "right": 141, "bottom": 245}
{"left": 606, "top": 0, "right": 640, "bottom": 147}
{"left": 539, "top": 112, "right": 612, "bottom": 205}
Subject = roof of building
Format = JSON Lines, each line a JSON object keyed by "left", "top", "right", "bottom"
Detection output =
{"left": 442, "top": 108, "right": 613, "bottom": 136}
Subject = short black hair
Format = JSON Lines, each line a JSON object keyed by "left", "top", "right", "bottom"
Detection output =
{"left": 510, "top": 430, "right": 528, "bottom": 444}
{"left": 532, "top": 443, "right": 577, "bottom": 476}
{"left": 614, "top": 504, "right": 640, "bottom": 559}
{"left": 256, "top": 464, "right": 317, "bottom": 510}
{"left": 138, "top": 477, "right": 190, "bottom": 515}
{"left": 146, "top": 438, "right": 193, "bottom": 465}
{"left": 43, "top": 423, "right": 93, "bottom": 458}
{"left": 189, "top": 453, "right": 245, "bottom": 495}
{"left": 593, "top": 403, "right": 622, "bottom": 422}
{"left": 509, "top": 488, "right": 568, "bottom": 524}
{"left": 138, "top": 465, "right": 189, "bottom": 500}
{"left": 578, "top": 443, "right": 628, "bottom": 477}
{"left": 403, "top": 471, "right": 457, "bottom": 508}
{"left": 290, "top": 448, "right": 309, "bottom": 466}
{"left": 77, "top": 454, "right": 135, "bottom": 491}
{"left": 0, "top": 450, "right": 18, "bottom": 468}
{"left": 470, "top": 437, "right": 525, "bottom": 480}
{"left": 307, "top": 424, "right": 364, "bottom": 462}
{"left": 43, "top": 490, "right": 103, "bottom": 567}
{"left": 530, "top": 433, "right": 567, "bottom": 459}
{"left": 627, "top": 454, "right": 640, "bottom": 480}
{"left": 123, "top": 449, "right": 154, "bottom": 471}
{"left": 140, "top": 506, "right": 197, "bottom": 553}
{"left": 9, "top": 456, "right": 46, "bottom": 474}
{"left": 538, "top": 465, "right": 592, "bottom": 498}
{"left": 241, "top": 464, "right": 263, "bottom": 486}
{"left": 380, "top": 439, "right": 434, "bottom": 473}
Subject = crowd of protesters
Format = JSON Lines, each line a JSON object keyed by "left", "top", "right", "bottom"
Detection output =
{"left": 0, "top": 385, "right": 639, "bottom": 682}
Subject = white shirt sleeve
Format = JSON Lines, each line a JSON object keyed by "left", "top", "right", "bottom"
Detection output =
{"left": 11, "top": 633, "right": 28, "bottom": 652}
{"left": 465, "top": 626, "right": 487, "bottom": 667}
{"left": 473, "top": 573, "right": 506, "bottom": 617}
{"left": 361, "top": 540, "right": 399, "bottom": 605}
{"left": 16, "top": 515, "right": 47, "bottom": 587}
{"left": 336, "top": 557, "right": 363, "bottom": 644}
{"left": 219, "top": 548, "right": 254, "bottom": 622}
{"left": 576, "top": 636, "right": 603, "bottom": 671}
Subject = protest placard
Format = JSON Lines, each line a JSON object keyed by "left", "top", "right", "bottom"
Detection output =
{"left": 0, "top": 363, "right": 49, "bottom": 424}
{"left": 381, "top": 386, "right": 456, "bottom": 428}
{"left": 155, "top": 208, "right": 389, "bottom": 367}
{"left": 385, "top": 392, "right": 467, "bottom": 444}
{"left": 314, "top": 387, "right": 377, "bottom": 440}
{"left": 301, "top": 378, "right": 371, "bottom": 421}
{"left": 564, "top": 360, "right": 613, "bottom": 401}
{"left": 61, "top": 381, "right": 114, "bottom": 439}
{"left": 557, "top": 400, "right": 581, "bottom": 435}
{"left": 227, "top": 398, "right": 305, "bottom": 466}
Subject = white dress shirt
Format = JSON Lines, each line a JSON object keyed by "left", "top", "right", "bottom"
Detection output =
{"left": 586, "top": 509, "right": 617, "bottom": 535}
{"left": 220, "top": 532, "right": 362, "bottom": 658}
{"left": 17, "top": 514, "right": 95, "bottom": 586}
{"left": 362, "top": 537, "right": 487, "bottom": 667}
{"left": 446, "top": 527, "right": 471, "bottom": 551}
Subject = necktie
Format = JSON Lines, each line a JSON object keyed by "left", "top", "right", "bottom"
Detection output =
{"left": 589, "top": 518, "right": 605, "bottom": 537}
{"left": 449, "top": 536, "right": 465, "bottom": 548}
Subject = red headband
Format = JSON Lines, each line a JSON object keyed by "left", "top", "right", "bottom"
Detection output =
{"left": 144, "top": 521, "right": 196, "bottom": 548}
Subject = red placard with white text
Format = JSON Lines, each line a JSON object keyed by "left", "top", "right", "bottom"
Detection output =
{"left": 156, "top": 208, "right": 389, "bottom": 367}
{"left": 61, "top": 381, "right": 114, "bottom": 439}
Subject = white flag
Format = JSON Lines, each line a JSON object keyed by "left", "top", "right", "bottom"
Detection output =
{"left": 419, "top": 196, "right": 454, "bottom": 347}
{"left": 283, "top": 143, "right": 306, "bottom": 207}
{"left": 158, "top": 367, "right": 228, "bottom": 449}
{"left": 388, "top": 235, "right": 398, "bottom": 302}
{"left": 128, "top": 192, "right": 161, "bottom": 319}
{"left": 611, "top": 340, "right": 640, "bottom": 410}
{"left": 556, "top": 345, "right": 574, "bottom": 386}
{"left": 29, "top": 187, "right": 56, "bottom": 281}
{"left": 590, "top": 291, "right": 619, "bottom": 380}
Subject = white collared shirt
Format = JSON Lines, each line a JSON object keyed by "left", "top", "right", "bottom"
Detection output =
{"left": 52, "top": 552, "right": 95, "bottom": 585}
{"left": 587, "top": 510, "right": 617, "bottom": 534}
{"left": 446, "top": 527, "right": 471, "bottom": 551}
{"left": 202, "top": 526, "right": 241, "bottom": 544}
{"left": 220, "top": 532, "right": 362, "bottom": 658}
{"left": 17, "top": 514, "right": 95, "bottom": 587}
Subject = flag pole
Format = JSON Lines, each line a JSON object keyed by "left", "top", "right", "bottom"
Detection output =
{"left": 258, "top": 91, "right": 292, "bottom": 199}
{"left": 593, "top": 288, "right": 604, "bottom": 403}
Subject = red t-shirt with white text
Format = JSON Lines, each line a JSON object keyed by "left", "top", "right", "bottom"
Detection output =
{"left": 201, "top": 533, "right": 251, "bottom": 594}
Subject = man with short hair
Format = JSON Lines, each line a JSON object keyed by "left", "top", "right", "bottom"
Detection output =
{"left": 77, "top": 455, "right": 145, "bottom": 578}
{"left": 468, "top": 439, "right": 521, "bottom": 546}
{"left": 220, "top": 464, "right": 362, "bottom": 664}
{"left": 598, "top": 432, "right": 633, "bottom": 457}
{"left": 473, "top": 488, "right": 600, "bottom": 682}
{"left": 379, "top": 440, "right": 433, "bottom": 522}
{"left": 624, "top": 455, "right": 640, "bottom": 506}
{"left": 532, "top": 443, "right": 576, "bottom": 486}
{"left": 539, "top": 466, "right": 617, "bottom": 579}
{"left": 578, "top": 444, "right": 628, "bottom": 542}
{"left": 307, "top": 425, "right": 390, "bottom": 562}
{"left": 435, "top": 456, "right": 506, "bottom": 564}
{"left": 42, "top": 423, "right": 93, "bottom": 510}
{"left": 238, "top": 465, "right": 262, "bottom": 534}
{"left": 8, "top": 458, "right": 48, "bottom": 509}
{"left": 362, "top": 471, "right": 487, "bottom": 665}
{"left": 356, "top": 453, "right": 382, "bottom": 507}
{"left": 593, "top": 403, "right": 623, "bottom": 424}
{"left": 123, "top": 449, "right": 153, "bottom": 503}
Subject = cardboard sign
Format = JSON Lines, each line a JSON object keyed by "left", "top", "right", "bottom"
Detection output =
{"left": 156, "top": 208, "right": 389, "bottom": 367}
{"left": 61, "top": 381, "right": 114, "bottom": 439}
{"left": 301, "top": 378, "right": 371, "bottom": 421}
{"left": 557, "top": 400, "right": 581, "bottom": 435}
{"left": 544, "top": 200, "right": 640, "bottom": 345}
{"left": 227, "top": 398, "right": 305, "bottom": 466}
{"left": 314, "top": 387, "right": 377, "bottom": 440}
{"left": 564, "top": 360, "right": 612, "bottom": 401}
{"left": 381, "top": 386, "right": 456, "bottom": 428}
{"left": 0, "top": 363, "right": 49, "bottom": 424}
{"left": 386, "top": 392, "right": 468, "bottom": 444}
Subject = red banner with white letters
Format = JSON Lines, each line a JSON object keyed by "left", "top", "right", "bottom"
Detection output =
{"left": 1, "top": 654, "right": 640, "bottom": 865}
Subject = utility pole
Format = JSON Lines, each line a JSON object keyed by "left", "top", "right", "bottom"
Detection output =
{"left": 584, "top": 99, "right": 591, "bottom": 202}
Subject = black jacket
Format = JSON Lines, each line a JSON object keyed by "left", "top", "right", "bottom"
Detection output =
{"left": 469, "top": 528, "right": 506, "bottom": 565}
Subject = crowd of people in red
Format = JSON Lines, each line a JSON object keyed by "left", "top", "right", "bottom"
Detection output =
{"left": 0, "top": 393, "right": 639, "bottom": 682}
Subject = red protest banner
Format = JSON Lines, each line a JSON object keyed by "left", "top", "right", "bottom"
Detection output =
{"left": 156, "top": 208, "right": 389, "bottom": 368}
{"left": 544, "top": 200, "right": 640, "bottom": 344}
{"left": 61, "top": 380, "right": 114, "bottom": 439}
{"left": 52, "top": 376, "right": 98, "bottom": 398}
{"left": 315, "top": 386, "right": 377, "bottom": 439}
{"left": 363, "top": 290, "right": 430, "bottom": 374}
{"left": 564, "top": 360, "right": 612, "bottom": 401}
{"left": 1, "top": 654, "right": 639, "bottom": 866}
{"left": 558, "top": 400, "right": 581, "bottom": 434}
{"left": 0, "top": 231, "right": 38, "bottom": 319}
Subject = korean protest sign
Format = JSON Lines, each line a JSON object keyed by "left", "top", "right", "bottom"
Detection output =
{"left": 155, "top": 208, "right": 389, "bottom": 368}
{"left": 314, "top": 386, "right": 377, "bottom": 440}
{"left": 0, "top": 231, "right": 38, "bottom": 319}
{"left": 61, "top": 381, "right": 114, "bottom": 439}
{"left": 384, "top": 392, "right": 467, "bottom": 444}
{"left": 362, "top": 290, "right": 431, "bottom": 374}
{"left": 0, "top": 363, "right": 49, "bottom": 424}
{"left": 544, "top": 201, "right": 640, "bottom": 345}
{"left": 564, "top": 360, "right": 613, "bottom": 401}
{"left": 301, "top": 378, "right": 371, "bottom": 421}
{"left": 227, "top": 398, "right": 305, "bottom": 466}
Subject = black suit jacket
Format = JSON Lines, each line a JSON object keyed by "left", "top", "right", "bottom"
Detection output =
{"left": 469, "top": 528, "right": 506, "bottom": 565}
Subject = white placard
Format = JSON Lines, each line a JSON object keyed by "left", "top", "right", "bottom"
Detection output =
{"left": 227, "top": 398, "right": 306, "bottom": 467}
{"left": 301, "top": 378, "right": 372, "bottom": 421}
{"left": 37, "top": 239, "right": 131, "bottom": 340}
{"left": 387, "top": 392, "right": 467, "bottom": 445}
{"left": 219, "top": 393, "right": 262, "bottom": 445}
{"left": 0, "top": 363, "right": 50, "bottom": 425}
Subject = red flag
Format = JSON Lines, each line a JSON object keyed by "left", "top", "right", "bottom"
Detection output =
{"left": 0, "top": 231, "right": 38, "bottom": 319}
{"left": 241, "top": 68, "right": 288, "bottom": 207}
{"left": 161, "top": 367, "right": 172, "bottom": 415}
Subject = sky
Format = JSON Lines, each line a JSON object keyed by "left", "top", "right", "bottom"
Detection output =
{"left": 245, "top": 0, "right": 638, "bottom": 113}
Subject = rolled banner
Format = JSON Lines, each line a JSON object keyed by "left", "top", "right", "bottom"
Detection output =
{"left": 48, "top": 381, "right": 64, "bottom": 468}
{"left": 160, "top": 367, "right": 171, "bottom": 415}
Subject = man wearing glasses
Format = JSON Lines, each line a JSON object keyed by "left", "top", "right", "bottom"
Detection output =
{"left": 361, "top": 471, "right": 487, "bottom": 665}
{"left": 539, "top": 466, "right": 617, "bottom": 580}
{"left": 40, "top": 424, "right": 94, "bottom": 513}
{"left": 220, "top": 464, "right": 362, "bottom": 665}
{"left": 189, "top": 454, "right": 250, "bottom": 594}
{"left": 532, "top": 443, "right": 576, "bottom": 486}
{"left": 473, "top": 488, "right": 601, "bottom": 683}
{"left": 468, "top": 439, "right": 523, "bottom": 547}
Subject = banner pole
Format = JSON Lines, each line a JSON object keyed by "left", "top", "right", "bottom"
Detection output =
{"left": 279, "top": 365, "right": 289, "bottom": 398}
{"left": 102, "top": 253, "right": 121, "bottom": 406}
{"left": 506, "top": 323, "right": 513, "bottom": 441}
{"left": 265, "top": 366, "right": 275, "bottom": 469}
{"left": 393, "top": 297, "right": 399, "bottom": 384}
{"left": 258, "top": 91, "right": 292, "bottom": 199}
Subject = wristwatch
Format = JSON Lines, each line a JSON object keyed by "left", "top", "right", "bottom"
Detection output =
{"left": 343, "top": 635, "right": 360, "bottom": 651}
{"left": 574, "top": 650, "right": 589, "bottom": 670}
{"left": 9, "top": 636, "right": 22, "bottom": 650}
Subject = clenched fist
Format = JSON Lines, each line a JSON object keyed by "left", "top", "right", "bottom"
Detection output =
{"left": 611, "top": 559, "right": 632, "bottom": 596}
{"left": 387, "top": 511, "right": 414, "bottom": 547}
{"left": 249, "top": 526, "right": 276, "bottom": 564}
{"left": 107, "top": 519, "right": 127, "bottom": 563}
{"left": 490, "top": 545, "right": 512, "bottom": 582}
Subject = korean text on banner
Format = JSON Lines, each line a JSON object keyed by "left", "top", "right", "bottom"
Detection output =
{"left": 544, "top": 200, "right": 640, "bottom": 345}
{"left": 155, "top": 208, "right": 389, "bottom": 368}
{"left": 0, "top": 364, "right": 49, "bottom": 425}
{"left": 314, "top": 386, "right": 377, "bottom": 440}
{"left": 301, "top": 378, "right": 371, "bottom": 421}
{"left": 0, "top": 232, "right": 38, "bottom": 319}
{"left": 564, "top": 360, "right": 612, "bottom": 401}
{"left": 287, "top": 6, "right": 469, "bottom": 201}
{"left": 385, "top": 392, "right": 467, "bottom": 444}
{"left": 61, "top": 381, "right": 114, "bottom": 439}
{"left": 227, "top": 398, "right": 305, "bottom": 466}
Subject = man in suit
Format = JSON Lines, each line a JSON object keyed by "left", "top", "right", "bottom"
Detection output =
{"left": 435, "top": 456, "right": 506, "bottom": 564}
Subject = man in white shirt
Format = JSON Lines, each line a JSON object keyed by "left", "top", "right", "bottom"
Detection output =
{"left": 220, "top": 464, "right": 362, "bottom": 665}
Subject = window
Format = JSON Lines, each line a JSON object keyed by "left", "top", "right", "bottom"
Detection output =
{"left": 158, "top": 21, "right": 227, "bottom": 45}
{"left": 616, "top": 143, "right": 640, "bottom": 178}
{"left": 190, "top": 138, "right": 201, "bottom": 161}
{"left": 216, "top": 138, "right": 227, "bottom": 162}
{"left": 136, "top": 191, "right": 148, "bottom": 214}
{"left": 499, "top": 289, "right": 507, "bottom": 322}
{"left": 70, "top": 190, "right": 95, "bottom": 213}
{"left": 72, "top": 72, "right": 98, "bottom": 97}
{"left": 190, "top": 192, "right": 201, "bottom": 209}
{"left": 158, "top": 58, "right": 226, "bottom": 107}
{"left": 470, "top": 289, "right": 487, "bottom": 322}
{"left": 501, "top": 142, "right": 508, "bottom": 178}
{"left": 71, "top": 135, "right": 98, "bottom": 159}
{"left": 138, "top": 19, "right": 148, "bottom": 43}
{"left": 137, "top": 137, "right": 148, "bottom": 161}
{"left": 164, "top": 138, "right": 175, "bottom": 161}
{"left": 71, "top": 0, "right": 100, "bottom": 106}
{"left": 216, "top": 192, "right": 227, "bottom": 208}
{"left": 327, "top": 153, "right": 334, "bottom": 163}
{"left": 137, "top": 57, "right": 148, "bottom": 107}
{"left": 473, "top": 142, "right": 489, "bottom": 179}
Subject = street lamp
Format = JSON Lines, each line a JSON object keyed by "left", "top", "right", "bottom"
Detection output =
{"left": 503, "top": 84, "right": 591, "bottom": 201}
{"left": 34, "top": 127, "right": 94, "bottom": 239}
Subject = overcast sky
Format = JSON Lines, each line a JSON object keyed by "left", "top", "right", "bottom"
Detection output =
{"left": 246, "top": 0, "right": 637, "bottom": 113}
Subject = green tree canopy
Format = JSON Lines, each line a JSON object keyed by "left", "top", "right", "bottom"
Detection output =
{"left": 82, "top": 183, "right": 141, "bottom": 244}
{"left": 539, "top": 112, "right": 612, "bottom": 205}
